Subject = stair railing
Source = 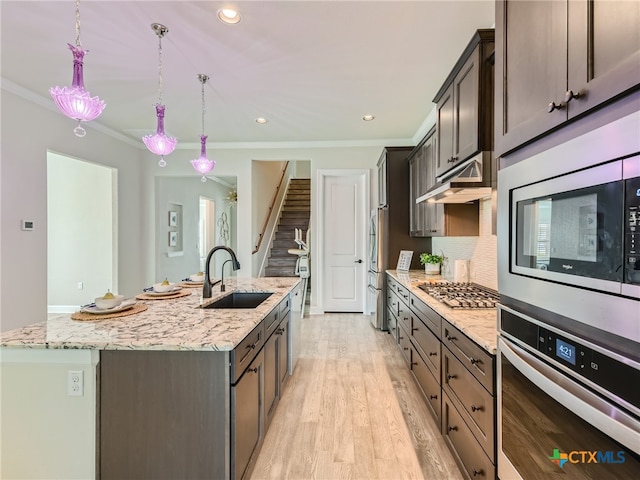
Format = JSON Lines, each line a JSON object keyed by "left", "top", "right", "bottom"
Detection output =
{"left": 253, "top": 161, "right": 290, "bottom": 254}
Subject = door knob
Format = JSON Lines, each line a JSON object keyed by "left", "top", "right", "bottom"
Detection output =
{"left": 355, "top": 259, "right": 363, "bottom": 263}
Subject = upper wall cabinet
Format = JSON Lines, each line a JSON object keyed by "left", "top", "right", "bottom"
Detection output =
{"left": 434, "top": 29, "right": 495, "bottom": 179}
{"left": 495, "top": 0, "right": 640, "bottom": 157}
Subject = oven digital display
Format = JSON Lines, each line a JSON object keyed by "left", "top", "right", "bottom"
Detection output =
{"left": 556, "top": 338, "right": 576, "bottom": 365}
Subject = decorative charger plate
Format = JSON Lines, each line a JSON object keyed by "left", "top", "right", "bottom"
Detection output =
{"left": 81, "top": 299, "right": 137, "bottom": 314}
{"left": 71, "top": 302, "right": 147, "bottom": 321}
{"left": 135, "top": 290, "right": 192, "bottom": 301}
{"left": 141, "top": 287, "right": 183, "bottom": 297}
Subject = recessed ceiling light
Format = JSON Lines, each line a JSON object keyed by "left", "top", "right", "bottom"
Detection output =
{"left": 362, "top": 115, "right": 375, "bottom": 121}
{"left": 256, "top": 117, "right": 268, "bottom": 124}
{"left": 217, "top": 8, "right": 241, "bottom": 24}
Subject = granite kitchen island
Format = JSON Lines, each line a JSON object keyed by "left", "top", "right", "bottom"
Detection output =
{"left": 0, "top": 277, "right": 301, "bottom": 480}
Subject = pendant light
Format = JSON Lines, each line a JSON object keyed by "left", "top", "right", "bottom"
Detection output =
{"left": 142, "top": 23, "right": 177, "bottom": 167}
{"left": 49, "top": 0, "right": 106, "bottom": 137}
{"left": 190, "top": 74, "right": 215, "bottom": 182}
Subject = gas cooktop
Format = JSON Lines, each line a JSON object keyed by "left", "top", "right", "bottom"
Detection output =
{"left": 418, "top": 282, "right": 499, "bottom": 309}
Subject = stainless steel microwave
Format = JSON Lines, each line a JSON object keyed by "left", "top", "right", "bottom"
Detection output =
{"left": 511, "top": 156, "right": 639, "bottom": 297}
{"left": 498, "top": 111, "right": 640, "bottom": 344}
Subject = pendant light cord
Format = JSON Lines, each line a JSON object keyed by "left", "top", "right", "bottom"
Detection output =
{"left": 75, "top": 0, "right": 82, "bottom": 48}
{"left": 157, "top": 34, "right": 163, "bottom": 105}
{"left": 201, "top": 80, "right": 206, "bottom": 135}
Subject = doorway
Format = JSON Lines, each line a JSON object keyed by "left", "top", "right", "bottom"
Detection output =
{"left": 318, "top": 169, "right": 369, "bottom": 312}
{"left": 47, "top": 152, "right": 117, "bottom": 311}
{"left": 198, "top": 197, "right": 216, "bottom": 272}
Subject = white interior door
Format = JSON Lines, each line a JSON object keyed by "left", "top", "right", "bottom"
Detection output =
{"left": 323, "top": 173, "right": 366, "bottom": 312}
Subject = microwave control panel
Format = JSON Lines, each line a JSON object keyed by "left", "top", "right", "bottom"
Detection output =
{"left": 625, "top": 177, "right": 640, "bottom": 284}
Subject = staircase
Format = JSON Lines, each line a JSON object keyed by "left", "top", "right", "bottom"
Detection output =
{"left": 264, "top": 178, "right": 310, "bottom": 277}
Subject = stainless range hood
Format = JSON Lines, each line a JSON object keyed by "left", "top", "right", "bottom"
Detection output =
{"left": 416, "top": 151, "right": 493, "bottom": 204}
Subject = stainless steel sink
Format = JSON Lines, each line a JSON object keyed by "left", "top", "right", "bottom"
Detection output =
{"left": 202, "top": 292, "right": 273, "bottom": 309}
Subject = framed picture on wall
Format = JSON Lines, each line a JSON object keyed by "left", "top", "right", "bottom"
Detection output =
{"left": 168, "top": 231, "right": 178, "bottom": 247}
{"left": 168, "top": 211, "right": 178, "bottom": 227}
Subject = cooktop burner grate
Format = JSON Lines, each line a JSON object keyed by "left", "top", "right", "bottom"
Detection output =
{"left": 418, "top": 282, "right": 499, "bottom": 309}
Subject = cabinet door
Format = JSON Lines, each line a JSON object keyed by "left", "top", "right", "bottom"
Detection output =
{"left": 409, "top": 154, "right": 423, "bottom": 236}
{"left": 436, "top": 83, "right": 455, "bottom": 178}
{"left": 263, "top": 333, "right": 278, "bottom": 430}
{"left": 566, "top": 0, "right": 640, "bottom": 118}
{"left": 495, "top": 0, "right": 568, "bottom": 157}
{"left": 231, "top": 350, "right": 264, "bottom": 480}
{"left": 377, "top": 154, "right": 388, "bottom": 207}
{"left": 453, "top": 48, "right": 481, "bottom": 165}
{"left": 278, "top": 315, "right": 290, "bottom": 389}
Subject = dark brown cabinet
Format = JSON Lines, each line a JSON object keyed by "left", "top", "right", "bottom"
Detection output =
{"left": 434, "top": 29, "right": 495, "bottom": 178}
{"left": 232, "top": 349, "right": 264, "bottom": 480}
{"left": 495, "top": 0, "right": 640, "bottom": 157}
{"left": 409, "top": 130, "right": 480, "bottom": 237}
{"left": 387, "top": 274, "right": 498, "bottom": 480}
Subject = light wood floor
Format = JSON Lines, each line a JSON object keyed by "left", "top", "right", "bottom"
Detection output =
{"left": 250, "top": 313, "right": 464, "bottom": 480}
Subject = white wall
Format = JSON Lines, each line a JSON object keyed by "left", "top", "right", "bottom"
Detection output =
{"left": 1, "top": 91, "right": 148, "bottom": 332}
{"left": 47, "top": 153, "right": 115, "bottom": 308}
{"left": 154, "top": 176, "right": 236, "bottom": 283}
{"left": 0, "top": 348, "right": 99, "bottom": 479}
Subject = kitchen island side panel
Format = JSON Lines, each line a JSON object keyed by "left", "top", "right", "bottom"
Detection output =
{"left": 99, "top": 350, "right": 230, "bottom": 479}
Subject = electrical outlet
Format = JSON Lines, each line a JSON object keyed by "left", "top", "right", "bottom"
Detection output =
{"left": 67, "top": 370, "right": 84, "bottom": 397}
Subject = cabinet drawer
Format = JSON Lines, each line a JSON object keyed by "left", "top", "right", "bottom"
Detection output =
{"left": 397, "top": 323, "right": 412, "bottom": 368}
{"left": 411, "top": 346, "right": 442, "bottom": 428}
{"left": 442, "top": 392, "right": 495, "bottom": 480}
{"left": 442, "top": 320, "right": 494, "bottom": 394}
{"left": 387, "top": 289, "right": 399, "bottom": 317}
{"left": 279, "top": 295, "right": 291, "bottom": 318}
{"left": 410, "top": 313, "right": 440, "bottom": 380}
{"left": 231, "top": 322, "right": 265, "bottom": 384}
{"left": 442, "top": 348, "right": 495, "bottom": 460}
{"left": 395, "top": 282, "right": 410, "bottom": 306}
{"left": 264, "top": 307, "right": 281, "bottom": 338}
{"left": 387, "top": 310, "right": 398, "bottom": 344}
{"left": 410, "top": 294, "right": 442, "bottom": 339}
{"left": 397, "top": 299, "right": 411, "bottom": 336}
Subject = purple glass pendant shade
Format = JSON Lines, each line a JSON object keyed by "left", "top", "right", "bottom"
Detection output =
{"left": 142, "top": 104, "right": 178, "bottom": 166}
{"left": 50, "top": 44, "right": 106, "bottom": 137}
{"left": 191, "top": 135, "right": 215, "bottom": 182}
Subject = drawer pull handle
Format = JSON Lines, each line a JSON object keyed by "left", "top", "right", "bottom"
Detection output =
{"left": 472, "top": 469, "right": 483, "bottom": 477}
{"left": 564, "top": 89, "right": 582, "bottom": 103}
{"left": 446, "top": 335, "right": 456, "bottom": 342}
{"left": 247, "top": 367, "right": 258, "bottom": 374}
{"left": 447, "top": 374, "right": 456, "bottom": 381}
{"left": 448, "top": 425, "right": 457, "bottom": 432}
{"left": 429, "top": 352, "right": 438, "bottom": 357}
{"left": 470, "top": 358, "right": 479, "bottom": 365}
{"left": 429, "top": 395, "right": 438, "bottom": 400}
{"left": 547, "top": 100, "right": 565, "bottom": 113}
{"left": 403, "top": 347, "right": 409, "bottom": 351}
{"left": 471, "top": 405, "right": 482, "bottom": 412}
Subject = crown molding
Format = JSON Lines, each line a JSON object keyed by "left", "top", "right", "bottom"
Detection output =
{"left": 3, "top": 76, "right": 424, "bottom": 151}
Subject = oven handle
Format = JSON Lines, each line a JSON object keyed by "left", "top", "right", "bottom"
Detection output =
{"left": 499, "top": 337, "right": 640, "bottom": 455}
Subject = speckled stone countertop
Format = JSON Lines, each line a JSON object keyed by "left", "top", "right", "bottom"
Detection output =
{"left": 0, "top": 277, "right": 300, "bottom": 352}
{"left": 387, "top": 270, "right": 498, "bottom": 354}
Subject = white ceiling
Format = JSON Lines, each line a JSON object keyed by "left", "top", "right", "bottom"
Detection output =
{"left": 1, "top": 1, "right": 495, "bottom": 149}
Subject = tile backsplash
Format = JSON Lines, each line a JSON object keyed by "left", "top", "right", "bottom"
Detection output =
{"left": 432, "top": 197, "right": 497, "bottom": 290}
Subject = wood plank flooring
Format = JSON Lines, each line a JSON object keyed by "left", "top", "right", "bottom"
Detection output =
{"left": 250, "top": 313, "right": 464, "bottom": 480}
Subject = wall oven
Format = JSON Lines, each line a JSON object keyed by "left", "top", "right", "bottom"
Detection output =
{"left": 498, "top": 111, "right": 640, "bottom": 344}
{"left": 498, "top": 305, "right": 640, "bottom": 480}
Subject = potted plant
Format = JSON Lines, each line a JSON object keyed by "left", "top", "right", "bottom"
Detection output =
{"left": 419, "top": 252, "right": 444, "bottom": 275}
